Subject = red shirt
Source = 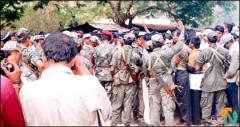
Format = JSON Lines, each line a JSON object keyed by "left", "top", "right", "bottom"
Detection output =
{"left": 1, "top": 75, "right": 25, "bottom": 126}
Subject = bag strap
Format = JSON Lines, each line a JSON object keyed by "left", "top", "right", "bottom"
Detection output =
{"left": 148, "top": 53, "right": 170, "bottom": 72}
{"left": 121, "top": 48, "right": 132, "bottom": 67}
{"left": 209, "top": 47, "right": 226, "bottom": 64}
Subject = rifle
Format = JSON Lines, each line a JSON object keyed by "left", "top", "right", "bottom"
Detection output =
{"left": 148, "top": 69, "right": 182, "bottom": 107}
{"left": 148, "top": 54, "right": 182, "bottom": 107}
{"left": 121, "top": 48, "right": 139, "bottom": 83}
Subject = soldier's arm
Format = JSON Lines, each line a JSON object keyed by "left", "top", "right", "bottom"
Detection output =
{"left": 131, "top": 52, "right": 142, "bottom": 73}
{"left": 196, "top": 49, "right": 212, "bottom": 70}
{"left": 110, "top": 49, "right": 119, "bottom": 75}
{"left": 226, "top": 51, "right": 239, "bottom": 78}
{"left": 30, "top": 50, "right": 44, "bottom": 72}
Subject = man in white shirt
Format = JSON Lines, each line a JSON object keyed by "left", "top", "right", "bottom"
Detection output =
{"left": 19, "top": 32, "right": 112, "bottom": 126}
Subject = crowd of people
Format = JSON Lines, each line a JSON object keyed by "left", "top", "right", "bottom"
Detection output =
{"left": 0, "top": 20, "right": 239, "bottom": 126}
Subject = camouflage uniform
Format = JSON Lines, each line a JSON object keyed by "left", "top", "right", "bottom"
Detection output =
{"left": 93, "top": 42, "right": 116, "bottom": 99}
{"left": 20, "top": 44, "right": 42, "bottom": 82}
{"left": 145, "top": 31, "right": 185, "bottom": 126}
{"left": 110, "top": 44, "right": 142, "bottom": 125}
{"left": 196, "top": 43, "right": 231, "bottom": 124}
{"left": 132, "top": 45, "right": 144, "bottom": 121}
{"left": 79, "top": 44, "right": 94, "bottom": 74}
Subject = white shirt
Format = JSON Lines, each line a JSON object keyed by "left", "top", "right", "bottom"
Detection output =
{"left": 19, "top": 65, "right": 112, "bottom": 126}
{"left": 227, "top": 42, "right": 239, "bottom": 82}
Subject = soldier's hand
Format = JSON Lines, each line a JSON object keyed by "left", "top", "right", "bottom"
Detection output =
{"left": 171, "top": 84, "right": 183, "bottom": 93}
{"left": 173, "top": 55, "right": 182, "bottom": 65}
{"left": 2, "top": 61, "right": 21, "bottom": 84}
{"left": 177, "top": 20, "right": 185, "bottom": 31}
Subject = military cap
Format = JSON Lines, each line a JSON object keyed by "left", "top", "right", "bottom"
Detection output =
{"left": 124, "top": 32, "right": 136, "bottom": 40}
{"left": 151, "top": 34, "right": 162, "bottom": 42}
{"left": 1, "top": 41, "right": 21, "bottom": 52}
{"left": 220, "top": 33, "right": 234, "bottom": 46}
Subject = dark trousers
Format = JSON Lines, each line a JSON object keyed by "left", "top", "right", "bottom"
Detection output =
{"left": 174, "top": 70, "right": 192, "bottom": 123}
{"left": 191, "top": 90, "right": 202, "bottom": 125}
{"left": 226, "top": 82, "right": 239, "bottom": 119}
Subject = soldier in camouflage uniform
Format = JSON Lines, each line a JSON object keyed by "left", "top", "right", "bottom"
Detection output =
{"left": 145, "top": 21, "right": 185, "bottom": 126}
{"left": 93, "top": 36, "right": 116, "bottom": 99}
{"left": 18, "top": 32, "right": 44, "bottom": 83}
{"left": 110, "top": 32, "right": 142, "bottom": 126}
{"left": 131, "top": 34, "right": 146, "bottom": 122}
{"left": 196, "top": 32, "right": 231, "bottom": 125}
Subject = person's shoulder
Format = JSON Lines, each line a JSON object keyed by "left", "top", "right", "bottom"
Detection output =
{"left": 19, "top": 79, "right": 42, "bottom": 100}
{"left": 74, "top": 75, "right": 100, "bottom": 87}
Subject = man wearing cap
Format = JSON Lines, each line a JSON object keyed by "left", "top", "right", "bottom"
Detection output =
{"left": 196, "top": 31, "right": 231, "bottom": 125}
{"left": 200, "top": 29, "right": 213, "bottom": 50}
{"left": 221, "top": 34, "right": 239, "bottom": 120}
{"left": 110, "top": 32, "right": 142, "bottom": 126}
{"left": 93, "top": 35, "right": 116, "bottom": 99}
{"left": 1, "top": 41, "right": 22, "bottom": 91}
{"left": 18, "top": 32, "right": 44, "bottom": 82}
{"left": 145, "top": 21, "right": 185, "bottom": 126}
{"left": 131, "top": 33, "right": 147, "bottom": 123}
{"left": 80, "top": 33, "right": 94, "bottom": 74}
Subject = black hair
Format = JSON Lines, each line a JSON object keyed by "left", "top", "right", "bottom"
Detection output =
{"left": 190, "top": 36, "right": 201, "bottom": 49}
{"left": 42, "top": 32, "right": 78, "bottom": 63}
{"left": 153, "top": 41, "right": 163, "bottom": 48}
{"left": 143, "top": 33, "right": 152, "bottom": 41}
{"left": 124, "top": 38, "right": 134, "bottom": 45}
{"left": 231, "top": 33, "right": 239, "bottom": 40}
{"left": 224, "top": 22, "right": 234, "bottom": 33}
{"left": 208, "top": 35, "right": 217, "bottom": 43}
{"left": 172, "top": 29, "right": 181, "bottom": 37}
{"left": 165, "top": 33, "right": 172, "bottom": 40}
{"left": 214, "top": 25, "right": 224, "bottom": 33}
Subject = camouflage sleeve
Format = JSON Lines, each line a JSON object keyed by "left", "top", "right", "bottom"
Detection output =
{"left": 130, "top": 52, "right": 142, "bottom": 73}
{"left": 196, "top": 49, "right": 212, "bottom": 66}
{"left": 166, "top": 31, "right": 185, "bottom": 58}
{"left": 93, "top": 48, "right": 98, "bottom": 64}
{"left": 29, "top": 49, "right": 41, "bottom": 66}
{"left": 141, "top": 55, "right": 149, "bottom": 77}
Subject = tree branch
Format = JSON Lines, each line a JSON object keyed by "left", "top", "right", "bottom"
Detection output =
{"left": 126, "top": 0, "right": 134, "bottom": 15}
{"left": 133, "top": 5, "right": 180, "bottom": 21}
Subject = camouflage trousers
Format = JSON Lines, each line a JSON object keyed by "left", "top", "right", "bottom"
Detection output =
{"left": 148, "top": 83, "right": 176, "bottom": 126}
{"left": 111, "top": 84, "right": 134, "bottom": 126}
{"left": 132, "top": 82, "right": 140, "bottom": 120}
{"left": 201, "top": 90, "right": 227, "bottom": 123}
{"left": 100, "top": 81, "right": 113, "bottom": 100}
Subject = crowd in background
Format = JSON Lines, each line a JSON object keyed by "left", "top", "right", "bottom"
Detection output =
{"left": 0, "top": 20, "right": 239, "bottom": 126}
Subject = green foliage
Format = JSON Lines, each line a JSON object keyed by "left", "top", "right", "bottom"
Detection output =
{"left": 0, "top": 0, "right": 25, "bottom": 29}
{"left": 133, "top": 1, "right": 236, "bottom": 27}
{"left": 1, "top": 0, "right": 236, "bottom": 33}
